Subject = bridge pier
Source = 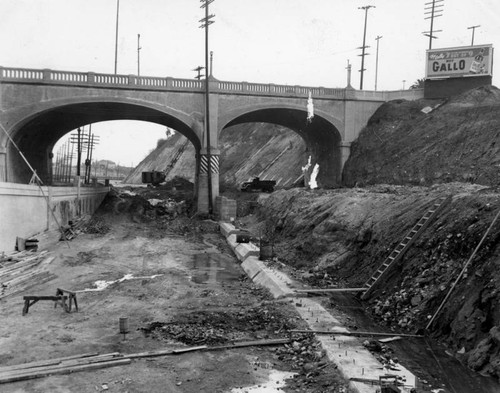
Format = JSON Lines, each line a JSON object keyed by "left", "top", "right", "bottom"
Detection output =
{"left": 196, "top": 151, "right": 220, "bottom": 214}
{"left": 340, "top": 142, "right": 351, "bottom": 170}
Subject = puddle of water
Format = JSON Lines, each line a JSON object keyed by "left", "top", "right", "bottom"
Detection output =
{"left": 78, "top": 273, "right": 163, "bottom": 292}
{"left": 229, "top": 370, "right": 296, "bottom": 393}
{"left": 189, "top": 253, "right": 242, "bottom": 284}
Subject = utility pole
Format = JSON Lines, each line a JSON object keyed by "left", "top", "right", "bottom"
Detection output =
{"left": 423, "top": 0, "right": 444, "bottom": 50}
{"left": 137, "top": 34, "right": 142, "bottom": 76}
{"left": 358, "top": 5, "right": 375, "bottom": 90}
{"left": 374, "top": 35, "right": 382, "bottom": 91}
{"left": 346, "top": 59, "right": 352, "bottom": 88}
{"left": 199, "top": 0, "right": 215, "bottom": 214}
{"left": 114, "top": 0, "right": 120, "bottom": 74}
{"left": 210, "top": 51, "right": 213, "bottom": 76}
{"left": 468, "top": 25, "right": 480, "bottom": 46}
{"left": 193, "top": 66, "right": 205, "bottom": 80}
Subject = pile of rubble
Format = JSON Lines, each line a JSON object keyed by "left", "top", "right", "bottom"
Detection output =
{"left": 141, "top": 304, "right": 297, "bottom": 345}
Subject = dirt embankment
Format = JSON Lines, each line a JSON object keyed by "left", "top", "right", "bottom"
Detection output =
{"left": 252, "top": 183, "right": 500, "bottom": 380}
{"left": 343, "top": 85, "right": 500, "bottom": 187}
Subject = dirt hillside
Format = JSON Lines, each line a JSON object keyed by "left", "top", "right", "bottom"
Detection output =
{"left": 343, "top": 85, "right": 500, "bottom": 187}
{"left": 125, "top": 123, "right": 306, "bottom": 189}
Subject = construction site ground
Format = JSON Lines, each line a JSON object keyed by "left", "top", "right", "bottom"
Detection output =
{"left": 0, "top": 187, "right": 351, "bottom": 393}
{"left": 2, "top": 182, "right": 500, "bottom": 392}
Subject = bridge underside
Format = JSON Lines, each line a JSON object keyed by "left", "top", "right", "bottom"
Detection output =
{"left": 7, "top": 102, "right": 200, "bottom": 184}
{"left": 224, "top": 108, "right": 342, "bottom": 187}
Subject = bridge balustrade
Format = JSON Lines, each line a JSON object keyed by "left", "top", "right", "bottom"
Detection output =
{"left": 51, "top": 70, "right": 88, "bottom": 83}
{"left": 136, "top": 76, "right": 169, "bottom": 88}
{"left": 0, "top": 66, "right": 389, "bottom": 100}
{"left": 1, "top": 67, "right": 44, "bottom": 80}
{"left": 170, "top": 78, "right": 204, "bottom": 90}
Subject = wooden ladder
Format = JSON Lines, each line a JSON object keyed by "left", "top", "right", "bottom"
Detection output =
{"left": 360, "top": 195, "right": 452, "bottom": 300}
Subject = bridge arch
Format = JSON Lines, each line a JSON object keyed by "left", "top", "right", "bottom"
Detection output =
{"left": 219, "top": 104, "right": 344, "bottom": 187}
{"left": 3, "top": 97, "right": 203, "bottom": 184}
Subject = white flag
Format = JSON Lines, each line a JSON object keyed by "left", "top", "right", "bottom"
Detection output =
{"left": 307, "top": 91, "right": 314, "bottom": 123}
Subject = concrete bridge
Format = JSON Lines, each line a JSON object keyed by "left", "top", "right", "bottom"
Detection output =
{"left": 0, "top": 66, "right": 423, "bottom": 212}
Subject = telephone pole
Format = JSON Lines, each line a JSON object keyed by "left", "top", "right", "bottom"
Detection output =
{"left": 137, "top": 34, "right": 142, "bottom": 76}
{"left": 193, "top": 66, "right": 205, "bottom": 80}
{"left": 423, "top": 0, "right": 444, "bottom": 50}
{"left": 374, "top": 35, "right": 382, "bottom": 91}
{"left": 114, "top": 0, "right": 120, "bottom": 74}
{"left": 199, "top": 0, "right": 215, "bottom": 214}
{"left": 358, "top": 5, "right": 375, "bottom": 90}
{"left": 468, "top": 25, "right": 480, "bottom": 46}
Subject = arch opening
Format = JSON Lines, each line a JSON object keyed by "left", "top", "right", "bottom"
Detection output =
{"left": 222, "top": 108, "right": 343, "bottom": 188}
{"left": 7, "top": 102, "right": 201, "bottom": 185}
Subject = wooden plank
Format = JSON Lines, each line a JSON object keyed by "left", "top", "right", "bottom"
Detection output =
{"left": 0, "top": 358, "right": 131, "bottom": 384}
{"left": 210, "top": 338, "right": 291, "bottom": 350}
{"left": 378, "top": 336, "right": 402, "bottom": 343}
{"left": 294, "top": 288, "right": 366, "bottom": 293}
{"left": 0, "top": 353, "right": 99, "bottom": 373}
{"left": 0, "top": 354, "right": 126, "bottom": 379}
{"left": 289, "top": 329, "right": 423, "bottom": 338}
{"left": 127, "top": 349, "right": 176, "bottom": 359}
{"left": 127, "top": 338, "right": 291, "bottom": 359}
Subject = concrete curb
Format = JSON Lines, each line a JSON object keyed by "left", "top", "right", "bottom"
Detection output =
{"left": 241, "top": 256, "right": 295, "bottom": 298}
{"left": 220, "top": 221, "right": 417, "bottom": 393}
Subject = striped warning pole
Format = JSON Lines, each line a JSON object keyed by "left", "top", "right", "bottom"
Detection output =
{"left": 200, "top": 154, "right": 219, "bottom": 175}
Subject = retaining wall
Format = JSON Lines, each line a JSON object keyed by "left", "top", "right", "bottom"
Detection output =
{"left": 0, "top": 182, "right": 109, "bottom": 252}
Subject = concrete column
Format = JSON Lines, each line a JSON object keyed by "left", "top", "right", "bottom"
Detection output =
{"left": 196, "top": 150, "right": 220, "bottom": 214}
{"left": 340, "top": 142, "right": 352, "bottom": 170}
{"left": 0, "top": 147, "right": 6, "bottom": 182}
{"left": 196, "top": 81, "right": 221, "bottom": 214}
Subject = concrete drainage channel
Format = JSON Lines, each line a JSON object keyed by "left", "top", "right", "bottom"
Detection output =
{"left": 220, "top": 222, "right": 417, "bottom": 393}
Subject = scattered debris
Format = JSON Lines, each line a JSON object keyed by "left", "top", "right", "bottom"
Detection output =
{"left": 0, "top": 251, "right": 56, "bottom": 299}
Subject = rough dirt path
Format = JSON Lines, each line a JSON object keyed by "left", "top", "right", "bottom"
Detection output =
{"left": 0, "top": 213, "right": 347, "bottom": 393}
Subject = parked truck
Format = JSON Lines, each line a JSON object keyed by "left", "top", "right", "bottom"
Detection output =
{"left": 141, "top": 171, "right": 166, "bottom": 186}
{"left": 240, "top": 177, "right": 276, "bottom": 193}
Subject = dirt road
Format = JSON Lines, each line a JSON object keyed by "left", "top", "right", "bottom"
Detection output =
{"left": 0, "top": 206, "right": 347, "bottom": 393}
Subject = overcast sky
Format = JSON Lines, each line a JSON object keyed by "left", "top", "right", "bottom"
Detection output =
{"left": 3, "top": 0, "right": 499, "bottom": 166}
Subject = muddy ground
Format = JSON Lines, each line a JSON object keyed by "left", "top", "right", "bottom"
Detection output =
{"left": 0, "top": 186, "right": 350, "bottom": 393}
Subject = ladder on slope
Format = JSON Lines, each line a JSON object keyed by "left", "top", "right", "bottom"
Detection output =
{"left": 360, "top": 195, "right": 452, "bottom": 300}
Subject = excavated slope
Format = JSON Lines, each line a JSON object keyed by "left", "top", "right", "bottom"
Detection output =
{"left": 125, "top": 123, "right": 306, "bottom": 189}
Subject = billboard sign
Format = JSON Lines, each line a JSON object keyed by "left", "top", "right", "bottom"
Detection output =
{"left": 426, "top": 44, "right": 493, "bottom": 79}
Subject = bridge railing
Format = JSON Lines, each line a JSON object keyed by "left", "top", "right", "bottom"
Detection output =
{"left": 0, "top": 66, "right": 402, "bottom": 100}
{"left": 216, "top": 80, "right": 346, "bottom": 99}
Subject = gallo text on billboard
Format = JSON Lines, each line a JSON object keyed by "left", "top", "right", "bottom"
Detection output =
{"left": 426, "top": 44, "right": 493, "bottom": 79}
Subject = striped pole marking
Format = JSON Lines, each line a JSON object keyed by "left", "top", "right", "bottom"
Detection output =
{"left": 200, "top": 154, "right": 219, "bottom": 174}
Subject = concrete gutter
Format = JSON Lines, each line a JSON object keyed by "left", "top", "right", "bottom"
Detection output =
{"left": 220, "top": 222, "right": 418, "bottom": 393}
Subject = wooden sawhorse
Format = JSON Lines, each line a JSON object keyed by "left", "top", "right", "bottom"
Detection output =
{"left": 22, "top": 288, "right": 78, "bottom": 316}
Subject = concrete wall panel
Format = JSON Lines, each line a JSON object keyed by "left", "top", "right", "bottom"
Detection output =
{"left": 0, "top": 182, "right": 108, "bottom": 252}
